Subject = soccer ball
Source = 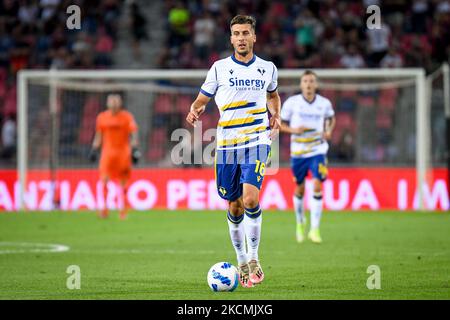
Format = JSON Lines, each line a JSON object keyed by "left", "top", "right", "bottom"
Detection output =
{"left": 207, "top": 262, "right": 239, "bottom": 292}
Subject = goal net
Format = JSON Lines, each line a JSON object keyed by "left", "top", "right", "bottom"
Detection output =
{"left": 17, "top": 67, "right": 446, "bottom": 210}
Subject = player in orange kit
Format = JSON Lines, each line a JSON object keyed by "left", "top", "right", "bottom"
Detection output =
{"left": 89, "top": 93, "right": 141, "bottom": 220}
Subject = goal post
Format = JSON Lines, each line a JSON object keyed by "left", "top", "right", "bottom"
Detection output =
{"left": 17, "top": 67, "right": 434, "bottom": 210}
{"left": 443, "top": 63, "right": 450, "bottom": 189}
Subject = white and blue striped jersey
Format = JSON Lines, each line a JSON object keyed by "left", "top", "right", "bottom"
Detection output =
{"left": 281, "top": 93, "right": 335, "bottom": 158}
{"left": 200, "top": 54, "right": 278, "bottom": 150}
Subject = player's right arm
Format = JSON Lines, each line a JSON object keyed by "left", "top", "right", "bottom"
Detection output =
{"left": 279, "top": 98, "right": 310, "bottom": 135}
{"left": 186, "top": 62, "right": 217, "bottom": 127}
{"left": 89, "top": 114, "right": 103, "bottom": 162}
{"left": 186, "top": 93, "right": 210, "bottom": 127}
{"left": 280, "top": 122, "right": 310, "bottom": 135}
{"left": 92, "top": 131, "right": 102, "bottom": 149}
{"left": 92, "top": 113, "right": 103, "bottom": 149}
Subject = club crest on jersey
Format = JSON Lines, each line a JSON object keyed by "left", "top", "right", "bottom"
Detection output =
{"left": 219, "top": 187, "right": 227, "bottom": 196}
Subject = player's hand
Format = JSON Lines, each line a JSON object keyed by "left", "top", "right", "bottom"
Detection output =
{"left": 186, "top": 109, "right": 200, "bottom": 127}
{"left": 270, "top": 114, "right": 281, "bottom": 139}
{"left": 322, "top": 131, "right": 332, "bottom": 141}
{"left": 88, "top": 148, "right": 99, "bottom": 162}
{"left": 132, "top": 147, "right": 141, "bottom": 164}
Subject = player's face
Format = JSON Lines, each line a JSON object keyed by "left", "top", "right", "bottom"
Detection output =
{"left": 107, "top": 95, "right": 122, "bottom": 112}
{"left": 300, "top": 74, "right": 318, "bottom": 96}
{"left": 230, "top": 24, "right": 256, "bottom": 57}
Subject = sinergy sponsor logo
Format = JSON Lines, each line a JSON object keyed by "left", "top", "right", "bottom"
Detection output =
{"left": 229, "top": 78, "right": 266, "bottom": 89}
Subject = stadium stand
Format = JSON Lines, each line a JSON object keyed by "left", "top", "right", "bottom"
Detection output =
{"left": 0, "top": 0, "right": 449, "bottom": 166}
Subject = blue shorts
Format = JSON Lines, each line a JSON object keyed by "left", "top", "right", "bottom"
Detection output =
{"left": 215, "top": 144, "right": 271, "bottom": 201}
{"left": 291, "top": 154, "right": 328, "bottom": 185}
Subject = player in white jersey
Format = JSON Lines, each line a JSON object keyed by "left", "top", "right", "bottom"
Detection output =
{"left": 186, "top": 15, "right": 281, "bottom": 288}
{"left": 280, "top": 70, "right": 335, "bottom": 244}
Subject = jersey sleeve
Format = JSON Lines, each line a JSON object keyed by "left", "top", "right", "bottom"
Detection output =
{"left": 267, "top": 63, "right": 278, "bottom": 93}
{"left": 280, "top": 98, "right": 292, "bottom": 122}
{"left": 95, "top": 114, "right": 104, "bottom": 133}
{"left": 325, "top": 99, "right": 335, "bottom": 118}
{"left": 128, "top": 113, "right": 138, "bottom": 133}
{"left": 199, "top": 63, "right": 218, "bottom": 98}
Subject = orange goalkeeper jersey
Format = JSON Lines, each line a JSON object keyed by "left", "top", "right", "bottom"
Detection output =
{"left": 96, "top": 109, "right": 138, "bottom": 180}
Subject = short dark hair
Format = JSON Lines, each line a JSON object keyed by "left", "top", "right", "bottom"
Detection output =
{"left": 230, "top": 15, "right": 256, "bottom": 32}
{"left": 300, "top": 70, "right": 318, "bottom": 81}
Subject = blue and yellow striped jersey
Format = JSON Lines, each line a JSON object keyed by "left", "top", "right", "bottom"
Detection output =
{"left": 200, "top": 54, "right": 278, "bottom": 150}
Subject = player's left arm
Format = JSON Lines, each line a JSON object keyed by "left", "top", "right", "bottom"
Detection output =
{"left": 323, "top": 116, "right": 336, "bottom": 141}
{"left": 323, "top": 100, "right": 336, "bottom": 141}
{"left": 266, "top": 63, "right": 281, "bottom": 136}
{"left": 267, "top": 90, "right": 281, "bottom": 135}
{"left": 130, "top": 131, "right": 139, "bottom": 148}
{"left": 130, "top": 132, "right": 141, "bottom": 164}
{"left": 129, "top": 115, "right": 141, "bottom": 164}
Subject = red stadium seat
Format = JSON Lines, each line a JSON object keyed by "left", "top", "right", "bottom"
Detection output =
{"left": 340, "top": 89, "right": 358, "bottom": 99}
{"left": 0, "top": 68, "right": 6, "bottom": 81}
{"left": 200, "top": 113, "right": 217, "bottom": 129}
{"left": 381, "top": 88, "right": 398, "bottom": 100}
{"left": 320, "top": 89, "right": 336, "bottom": 104}
{"left": 78, "top": 127, "right": 94, "bottom": 144}
{"left": 335, "top": 112, "right": 356, "bottom": 132}
{"left": 379, "top": 88, "right": 398, "bottom": 111}
{"left": 78, "top": 96, "right": 102, "bottom": 144}
{"left": 0, "top": 68, "right": 6, "bottom": 98}
{"left": 331, "top": 127, "right": 343, "bottom": 145}
{"left": 147, "top": 146, "right": 165, "bottom": 161}
{"left": 95, "top": 34, "right": 114, "bottom": 53}
{"left": 283, "top": 35, "right": 295, "bottom": 52}
{"left": 149, "top": 128, "right": 167, "bottom": 144}
{"left": 280, "top": 149, "right": 290, "bottom": 162}
{"left": 375, "top": 112, "right": 392, "bottom": 129}
{"left": 270, "top": 2, "right": 288, "bottom": 17}
{"left": 3, "top": 85, "right": 17, "bottom": 116}
{"left": 280, "top": 134, "right": 291, "bottom": 161}
{"left": 175, "top": 94, "right": 193, "bottom": 113}
{"left": 0, "top": 79, "right": 6, "bottom": 99}
{"left": 84, "top": 96, "right": 102, "bottom": 114}
{"left": 357, "top": 96, "right": 375, "bottom": 108}
{"left": 154, "top": 94, "right": 173, "bottom": 114}
{"left": 146, "top": 129, "right": 168, "bottom": 162}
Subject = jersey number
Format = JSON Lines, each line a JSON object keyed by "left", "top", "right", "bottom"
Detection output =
{"left": 255, "top": 160, "right": 266, "bottom": 176}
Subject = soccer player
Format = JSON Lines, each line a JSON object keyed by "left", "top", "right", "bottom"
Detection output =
{"left": 89, "top": 93, "right": 141, "bottom": 220}
{"left": 186, "top": 15, "right": 281, "bottom": 288}
{"left": 280, "top": 70, "right": 336, "bottom": 244}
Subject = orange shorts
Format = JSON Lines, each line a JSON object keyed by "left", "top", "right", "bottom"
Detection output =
{"left": 99, "top": 152, "right": 131, "bottom": 181}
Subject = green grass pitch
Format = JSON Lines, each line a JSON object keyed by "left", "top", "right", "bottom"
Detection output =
{"left": 0, "top": 210, "right": 448, "bottom": 300}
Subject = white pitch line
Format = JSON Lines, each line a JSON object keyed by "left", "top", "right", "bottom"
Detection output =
{"left": 0, "top": 242, "right": 70, "bottom": 254}
{"left": 68, "top": 249, "right": 217, "bottom": 255}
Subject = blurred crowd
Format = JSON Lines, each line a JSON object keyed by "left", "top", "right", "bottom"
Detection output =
{"left": 0, "top": 0, "right": 125, "bottom": 74}
{"left": 0, "top": 0, "right": 449, "bottom": 166}
{"left": 158, "top": 0, "right": 450, "bottom": 71}
{"left": 0, "top": 0, "right": 127, "bottom": 163}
